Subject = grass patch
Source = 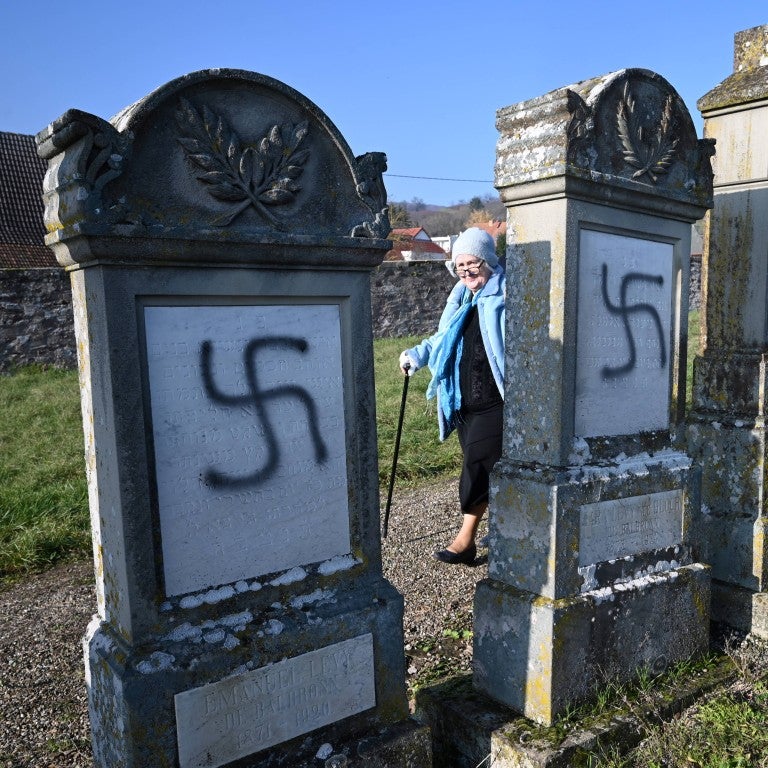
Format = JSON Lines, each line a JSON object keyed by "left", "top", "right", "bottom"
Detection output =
{"left": 372, "top": 336, "right": 462, "bottom": 487}
{"left": 0, "top": 366, "right": 89, "bottom": 581}
{"left": 589, "top": 637, "right": 768, "bottom": 767}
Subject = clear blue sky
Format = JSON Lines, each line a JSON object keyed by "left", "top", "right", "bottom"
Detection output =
{"left": 1, "top": 2, "right": 765, "bottom": 206}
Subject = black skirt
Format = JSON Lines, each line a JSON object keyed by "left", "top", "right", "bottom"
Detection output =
{"left": 456, "top": 403, "right": 503, "bottom": 513}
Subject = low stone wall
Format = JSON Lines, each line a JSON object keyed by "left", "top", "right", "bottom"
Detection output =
{"left": 690, "top": 254, "right": 702, "bottom": 311}
{"left": 0, "top": 259, "right": 704, "bottom": 371}
{"left": 371, "top": 261, "right": 456, "bottom": 339}
{"left": 0, "top": 269, "right": 76, "bottom": 373}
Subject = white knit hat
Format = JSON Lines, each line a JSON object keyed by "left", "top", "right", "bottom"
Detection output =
{"left": 449, "top": 227, "right": 498, "bottom": 273}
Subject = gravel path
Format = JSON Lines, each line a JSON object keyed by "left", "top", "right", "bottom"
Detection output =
{"left": 0, "top": 478, "right": 487, "bottom": 767}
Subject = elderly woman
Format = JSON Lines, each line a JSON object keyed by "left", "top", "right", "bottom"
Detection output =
{"left": 399, "top": 227, "right": 505, "bottom": 565}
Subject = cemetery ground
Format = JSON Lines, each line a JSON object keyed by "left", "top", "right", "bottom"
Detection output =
{"left": 3, "top": 324, "right": 768, "bottom": 767}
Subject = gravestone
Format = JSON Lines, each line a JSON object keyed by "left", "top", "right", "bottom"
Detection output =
{"left": 689, "top": 24, "right": 768, "bottom": 635}
{"left": 37, "top": 70, "right": 430, "bottom": 767}
{"left": 473, "top": 68, "right": 714, "bottom": 725}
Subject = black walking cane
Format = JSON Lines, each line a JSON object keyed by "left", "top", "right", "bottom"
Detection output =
{"left": 383, "top": 363, "right": 410, "bottom": 538}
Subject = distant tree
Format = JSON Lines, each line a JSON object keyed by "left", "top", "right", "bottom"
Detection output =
{"left": 388, "top": 203, "right": 412, "bottom": 229}
{"left": 468, "top": 208, "right": 490, "bottom": 226}
{"left": 410, "top": 196, "right": 426, "bottom": 212}
{"left": 482, "top": 194, "right": 505, "bottom": 220}
{"left": 469, "top": 196, "right": 484, "bottom": 211}
{"left": 418, "top": 208, "right": 467, "bottom": 237}
{"left": 495, "top": 234, "right": 506, "bottom": 262}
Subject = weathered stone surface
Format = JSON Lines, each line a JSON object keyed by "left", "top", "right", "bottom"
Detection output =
{"left": 495, "top": 68, "right": 714, "bottom": 217}
{"left": 39, "top": 69, "right": 425, "bottom": 767}
{"left": 0, "top": 268, "right": 75, "bottom": 372}
{"left": 690, "top": 24, "right": 768, "bottom": 633}
{"left": 488, "top": 455, "right": 699, "bottom": 601}
{"left": 469, "top": 66, "right": 711, "bottom": 730}
{"left": 473, "top": 563, "right": 710, "bottom": 725}
{"left": 698, "top": 25, "right": 768, "bottom": 112}
{"left": 370, "top": 261, "right": 456, "bottom": 339}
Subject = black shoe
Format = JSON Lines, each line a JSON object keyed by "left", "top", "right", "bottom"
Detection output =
{"left": 434, "top": 544, "right": 476, "bottom": 565}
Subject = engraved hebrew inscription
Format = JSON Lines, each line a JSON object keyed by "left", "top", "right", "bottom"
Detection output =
{"left": 175, "top": 634, "right": 376, "bottom": 768}
{"left": 145, "top": 304, "right": 350, "bottom": 597}
{"left": 579, "top": 490, "right": 684, "bottom": 566}
{"left": 575, "top": 230, "right": 673, "bottom": 437}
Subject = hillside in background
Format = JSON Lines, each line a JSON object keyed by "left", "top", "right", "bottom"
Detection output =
{"left": 388, "top": 193, "right": 505, "bottom": 237}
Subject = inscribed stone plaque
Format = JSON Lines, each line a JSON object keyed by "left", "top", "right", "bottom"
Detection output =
{"left": 579, "top": 490, "right": 684, "bottom": 565}
{"left": 144, "top": 304, "right": 350, "bottom": 596}
{"left": 174, "top": 634, "right": 376, "bottom": 768}
{"left": 575, "top": 230, "right": 674, "bottom": 437}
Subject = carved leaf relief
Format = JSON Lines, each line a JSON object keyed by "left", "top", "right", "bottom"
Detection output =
{"left": 566, "top": 89, "right": 593, "bottom": 140}
{"left": 175, "top": 98, "right": 310, "bottom": 227}
{"left": 616, "top": 83, "right": 678, "bottom": 183}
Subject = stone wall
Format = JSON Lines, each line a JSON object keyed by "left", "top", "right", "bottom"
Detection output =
{"left": 371, "top": 261, "right": 456, "bottom": 339}
{"left": 0, "top": 269, "right": 76, "bottom": 372}
{"left": 690, "top": 254, "right": 702, "bottom": 311}
{"left": 0, "top": 259, "right": 703, "bottom": 371}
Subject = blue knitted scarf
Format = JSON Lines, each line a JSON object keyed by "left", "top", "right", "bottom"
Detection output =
{"left": 426, "top": 287, "right": 479, "bottom": 425}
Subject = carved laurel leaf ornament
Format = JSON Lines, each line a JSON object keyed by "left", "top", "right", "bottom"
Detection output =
{"left": 616, "top": 83, "right": 678, "bottom": 183}
{"left": 175, "top": 98, "right": 310, "bottom": 227}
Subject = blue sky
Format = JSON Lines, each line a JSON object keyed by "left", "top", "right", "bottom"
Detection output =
{"left": 1, "top": 2, "right": 766, "bottom": 206}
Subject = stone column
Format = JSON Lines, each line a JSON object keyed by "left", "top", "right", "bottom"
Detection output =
{"left": 37, "top": 70, "right": 430, "bottom": 768}
{"left": 473, "top": 69, "right": 714, "bottom": 725}
{"left": 690, "top": 25, "right": 768, "bottom": 635}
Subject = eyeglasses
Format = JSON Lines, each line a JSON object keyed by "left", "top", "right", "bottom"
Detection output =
{"left": 455, "top": 261, "right": 485, "bottom": 277}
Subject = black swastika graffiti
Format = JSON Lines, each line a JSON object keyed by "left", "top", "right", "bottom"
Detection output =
{"left": 600, "top": 263, "right": 667, "bottom": 380}
{"left": 200, "top": 337, "right": 328, "bottom": 489}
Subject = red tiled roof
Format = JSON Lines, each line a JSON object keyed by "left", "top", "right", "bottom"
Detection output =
{"left": 0, "top": 131, "right": 55, "bottom": 268}
{"left": 390, "top": 227, "right": 426, "bottom": 239}
{"left": 386, "top": 235, "right": 447, "bottom": 260}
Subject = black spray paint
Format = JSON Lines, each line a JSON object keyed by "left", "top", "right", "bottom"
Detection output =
{"left": 200, "top": 337, "right": 328, "bottom": 489}
{"left": 600, "top": 263, "right": 667, "bottom": 380}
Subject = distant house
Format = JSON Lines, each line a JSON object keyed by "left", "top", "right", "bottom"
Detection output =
{"left": 431, "top": 234, "right": 458, "bottom": 255}
{"left": 0, "top": 131, "right": 52, "bottom": 269}
{"left": 385, "top": 227, "right": 447, "bottom": 262}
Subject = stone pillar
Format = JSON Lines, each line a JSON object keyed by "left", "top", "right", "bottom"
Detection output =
{"left": 473, "top": 69, "right": 714, "bottom": 725}
{"left": 690, "top": 25, "right": 768, "bottom": 635}
{"left": 37, "top": 70, "right": 430, "bottom": 768}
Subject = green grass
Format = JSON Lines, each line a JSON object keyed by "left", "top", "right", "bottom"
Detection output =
{"left": 0, "top": 366, "right": 90, "bottom": 580}
{"left": 372, "top": 336, "right": 462, "bottom": 486}
{"left": 589, "top": 638, "right": 768, "bottom": 767}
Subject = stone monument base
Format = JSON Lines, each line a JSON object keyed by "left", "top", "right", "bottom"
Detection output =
{"left": 473, "top": 564, "right": 710, "bottom": 725}
{"left": 83, "top": 580, "right": 416, "bottom": 768}
{"left": 291, "top": 719, "right": 433, "bottom": 767}
{"left": 712, "top": 580, "right": 768, "bottom": 638}
{"left": 415, "top": 658, "right": 734, "bottom": 768}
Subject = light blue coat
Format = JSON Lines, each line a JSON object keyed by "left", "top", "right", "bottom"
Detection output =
{"left": 405, "top": 266, "right": 505, "bottom": 440}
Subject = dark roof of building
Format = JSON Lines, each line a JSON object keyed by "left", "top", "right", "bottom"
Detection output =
{"left": 0, "top": 131, "right": 54, "bottom": 268}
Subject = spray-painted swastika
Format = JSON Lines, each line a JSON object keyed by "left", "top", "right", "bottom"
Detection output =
{"left": 200, "top": 337, "right": 328, "bottom": 489}
{"left": 600, "top": 263, "right": 666, "bottom": 379}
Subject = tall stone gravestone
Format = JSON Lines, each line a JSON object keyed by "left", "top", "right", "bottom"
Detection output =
{"left": 690, "top": 24, "right": 768, "bottom": 636}
{"left": 473, "top": 69, "right": 714, "bottom": 725}
{"left": 37, "top": 70, "right": 430, "bottom": 767}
